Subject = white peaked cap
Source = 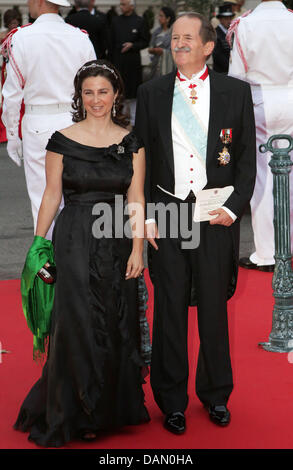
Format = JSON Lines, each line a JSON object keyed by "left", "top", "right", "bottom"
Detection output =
{"left": 50, "top": 0, "right": 71, "bottom": 6}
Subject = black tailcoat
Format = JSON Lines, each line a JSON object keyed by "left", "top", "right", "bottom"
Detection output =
{"left": 134, "top": 68, "right": 256, "bottom": 412}
{"left": 135, "top": 68, "right": 256, "bottom": 296}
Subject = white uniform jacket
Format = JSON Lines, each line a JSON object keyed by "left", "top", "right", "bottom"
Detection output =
{"left": 2, "top": 13, "right": 96, "bottom": 136}
{"left": 228, "top": 1, "right": 293, "bottom": 265}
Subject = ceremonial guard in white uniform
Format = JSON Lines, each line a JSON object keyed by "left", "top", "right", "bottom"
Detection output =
{"left": 228, "top": 1, "right": 293, "bottom": 270}
{"left": 1, "top": 0, "right": 96, "bottom": 239}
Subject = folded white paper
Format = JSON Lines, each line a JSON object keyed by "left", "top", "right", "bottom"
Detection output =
{"left": 193, "top": 186, "right": 234, "bottom": 222}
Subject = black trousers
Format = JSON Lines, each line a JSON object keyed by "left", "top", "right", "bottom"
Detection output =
{"left": 149, "top": 191, "right": 234, "bottom": 414}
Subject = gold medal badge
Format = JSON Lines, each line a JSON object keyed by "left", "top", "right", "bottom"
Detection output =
{"left": 189, "top": 84, "right": 198, "bottom": 104}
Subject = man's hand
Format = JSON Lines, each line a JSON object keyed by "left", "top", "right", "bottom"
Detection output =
{"left": 145, "top": 222, "right": 160, "bottom": 250}
{"left": 121, "top": 42, "right": 133, "bottom": 53}
{"left": 148, "top": 47, "right": 163, "bottom": 56}
{"left": 7, "top": 136, "right": 22, "bottom": 167}
{"left": 209, "top": 208, "right": 234, "bottom": 226}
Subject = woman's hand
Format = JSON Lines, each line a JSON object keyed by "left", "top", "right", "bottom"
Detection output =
{"left": 125, "top": 250, "right": 144, "bottom": 279}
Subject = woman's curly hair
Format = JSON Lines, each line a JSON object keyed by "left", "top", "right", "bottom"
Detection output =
{"left": 72, "top": 59, "right": 130, "bottom": 128}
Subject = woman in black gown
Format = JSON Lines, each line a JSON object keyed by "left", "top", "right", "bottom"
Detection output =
{"left": 14, "top": 60, "right": 150, "bottom": 447}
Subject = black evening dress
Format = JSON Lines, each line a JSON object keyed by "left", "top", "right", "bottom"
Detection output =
{"left": 14, "top": 130, "right": 150, "bottom": 447}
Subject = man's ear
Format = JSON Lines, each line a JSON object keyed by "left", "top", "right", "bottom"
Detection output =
{"left": 204, "top": 41, "right": 215, "bottom": 57}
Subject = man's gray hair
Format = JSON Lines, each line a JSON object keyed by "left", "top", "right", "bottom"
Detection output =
{"left": 75, "top": 0, "right": 91, "bottom": 8}
{"left": 176, "top": 11, "right": 217, "bottom": 45}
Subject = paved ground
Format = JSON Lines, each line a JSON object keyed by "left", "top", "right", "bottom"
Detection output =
{"left": 0, "top": 143, "right": 34, "bottom": 280}
{"left": 0, "top": 143, "right": 254, "bottom": 280}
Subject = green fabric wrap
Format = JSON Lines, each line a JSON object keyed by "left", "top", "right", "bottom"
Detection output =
{"left": 20, "top": 235, "right": 56, "bottom": 360}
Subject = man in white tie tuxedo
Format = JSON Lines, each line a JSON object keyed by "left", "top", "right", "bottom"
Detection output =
{"left": 135, "top": 12, "right": 256, "bottom": 433}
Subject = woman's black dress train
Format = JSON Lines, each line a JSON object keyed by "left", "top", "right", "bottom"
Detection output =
{"left": 14, "top": 131, "right": 150, "bottom": 447}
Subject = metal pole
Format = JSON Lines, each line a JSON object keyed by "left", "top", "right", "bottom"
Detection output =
{"left": 259, "top": 135, "right": 293, "bottom": 352}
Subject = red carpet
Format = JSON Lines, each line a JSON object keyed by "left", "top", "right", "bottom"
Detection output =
{"left": 1, "top": 268, "right": 293, "bottom": 450}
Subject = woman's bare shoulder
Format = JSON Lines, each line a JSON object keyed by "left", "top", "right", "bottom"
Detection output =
{"left": 58, "top": 123, "right": 81, "bottom": 138}
{"left": 115, "top": 125, "right": 131, "bottom": 141}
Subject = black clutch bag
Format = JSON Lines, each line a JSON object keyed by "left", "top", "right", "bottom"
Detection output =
{"left": 37, "top": 265, "right": 57, "bottom": 284}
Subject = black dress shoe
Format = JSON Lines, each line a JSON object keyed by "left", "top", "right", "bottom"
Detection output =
{"left": 239, "top": 257, "right": 274, "bottom": 272}
{"left": 206, "top": 405, "right": 231, "bottom": 426}
{"left": 80, "top": 430, "right": 97, "bottom": 441}
{"left": 164, "top": 412, "right": 186, "bottom": 435}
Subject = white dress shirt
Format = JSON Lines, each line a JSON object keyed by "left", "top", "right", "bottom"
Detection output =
{"left": 162, "top": 65, "right": 210, "bottom": 200}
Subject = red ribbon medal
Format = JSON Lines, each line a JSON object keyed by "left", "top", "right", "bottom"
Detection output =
{"left": 176, "top": 66, "right": 209, "bottom": 104}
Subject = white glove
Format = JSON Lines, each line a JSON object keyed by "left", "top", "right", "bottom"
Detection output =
{"left": 7, "top": 136, "right": 23, "bottom": 167}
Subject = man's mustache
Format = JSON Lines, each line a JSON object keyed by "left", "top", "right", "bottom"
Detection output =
{"left": 173, "top": 47, "right": 191, "bottom": 53}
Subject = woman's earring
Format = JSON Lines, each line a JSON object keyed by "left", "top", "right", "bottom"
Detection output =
{"left": 112, "top": 101, "right": 116, "bottom": 117}
{"left": 82, "top": 105, "right": 87, "bottom": 119}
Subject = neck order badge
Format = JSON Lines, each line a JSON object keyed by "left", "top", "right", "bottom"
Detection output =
{"left": 176, "top": 67, "right": 209, "bottom": 104}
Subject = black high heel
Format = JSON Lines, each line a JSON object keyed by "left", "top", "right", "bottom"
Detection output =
{"left": 80, "top": 430, "right": 97, "bottom": 441}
